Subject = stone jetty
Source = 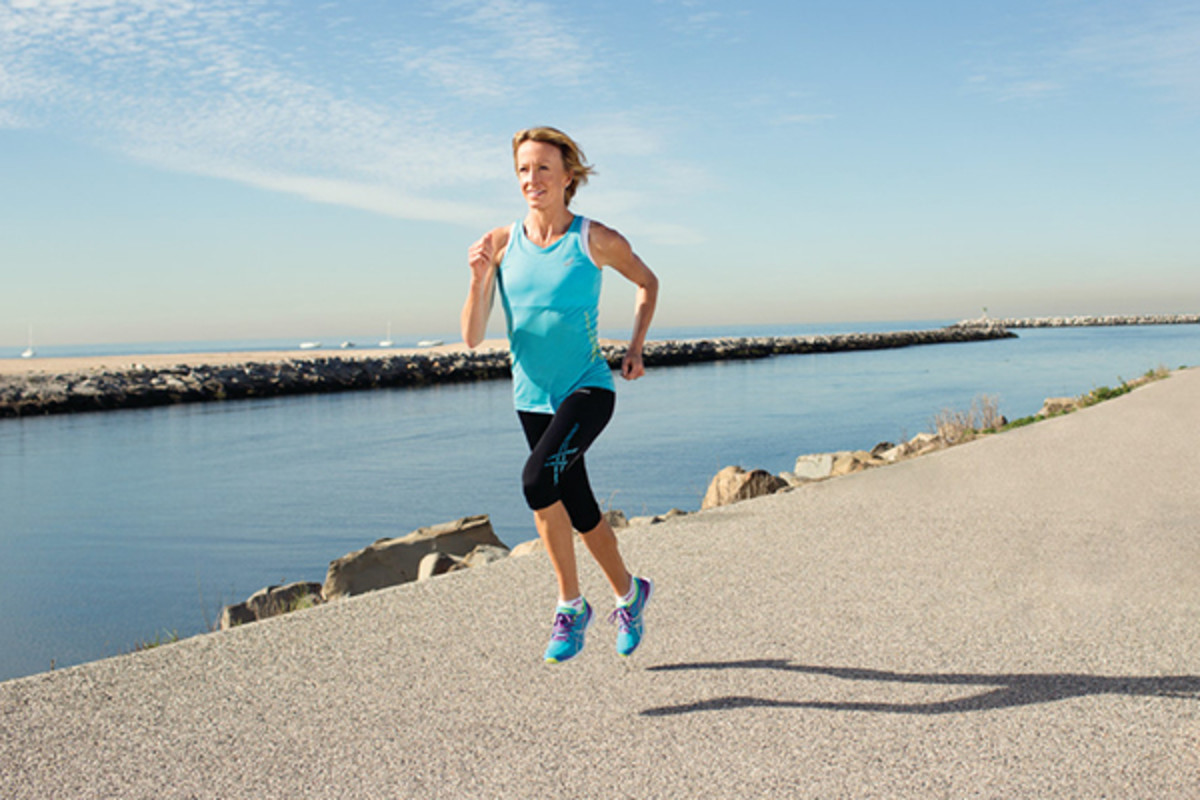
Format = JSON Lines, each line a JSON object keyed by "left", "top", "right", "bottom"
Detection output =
{"left": 952, "top": 313, "right": 1199, "bottom": 328}
{"left": 0, "top": 326, "right": 1014, "bottom": 418}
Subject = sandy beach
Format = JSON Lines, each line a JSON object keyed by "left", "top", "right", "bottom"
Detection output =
{"left": 2, "top": 368, "right": 1197, "bottom": 797}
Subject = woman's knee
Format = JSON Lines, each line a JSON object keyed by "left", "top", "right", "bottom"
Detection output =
{"left": 522, "top": 456, "right": 559, "bottom": 511}
{"left": 564, "top": 500, "right": 602, "bottom": 533}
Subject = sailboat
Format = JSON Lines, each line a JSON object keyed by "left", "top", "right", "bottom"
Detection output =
{"left": 379, "top": 322, "right": 394, "bottom": 348}
{"left": 20, "top": 324, "right": 35, "bottom": 359}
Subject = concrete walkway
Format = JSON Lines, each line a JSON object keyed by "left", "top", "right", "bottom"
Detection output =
{"left": 3, "top": 370, "right": 1198, "bottom": 799}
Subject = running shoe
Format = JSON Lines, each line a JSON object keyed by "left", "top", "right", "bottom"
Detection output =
{"left": 543, "top": 600, "right": 593, "bottom": 664}
{"left": 609, "top": 576, "right": 653, "bottom": 657}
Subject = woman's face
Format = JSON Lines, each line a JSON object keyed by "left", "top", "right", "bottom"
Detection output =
{"left": 515, "top": 140, "right": 572, "bottom": 211}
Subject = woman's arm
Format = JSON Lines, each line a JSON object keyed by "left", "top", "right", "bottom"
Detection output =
{"left": 460, "top": 226, "right": 510, "bottom": 348}
{"left": 589, "top": 222, "right": 659, "bottom": 380}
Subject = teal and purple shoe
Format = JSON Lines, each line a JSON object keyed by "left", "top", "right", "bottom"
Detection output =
{"left": 543, "top": 600, "right": 593, "bottom": 664}
{"left": 609, "top": 577, "right": 653, "bottom": 657}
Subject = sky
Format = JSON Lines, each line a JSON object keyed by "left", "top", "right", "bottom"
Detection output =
{"left": 2, "top": 0, "right": 1199, "bottom": 349}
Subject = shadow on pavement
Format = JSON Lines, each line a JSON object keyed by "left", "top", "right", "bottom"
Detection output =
{"left": 641, "top": 660, "right": 1200, "bottom": 716}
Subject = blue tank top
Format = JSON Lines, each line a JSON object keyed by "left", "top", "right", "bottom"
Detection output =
{"left": 497, "top": 215, "right": 615, "bottom": 413}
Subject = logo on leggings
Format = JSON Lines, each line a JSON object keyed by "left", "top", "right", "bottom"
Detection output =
{"left": 544, "top": 423, "right": 580, "bottom": 486}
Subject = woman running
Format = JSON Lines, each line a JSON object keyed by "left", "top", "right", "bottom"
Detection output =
{"left": 461, "top": 126, "right": 659, "bottom": 664}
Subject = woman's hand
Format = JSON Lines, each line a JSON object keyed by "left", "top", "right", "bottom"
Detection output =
{"left": 468, "top": 232, "right": 494, "bottom": 281}
{"left": 462, "top": 227, "right": 507, "bottom": 348}
{"left": 621, "top": 348, "right": 645, "bottom": 381}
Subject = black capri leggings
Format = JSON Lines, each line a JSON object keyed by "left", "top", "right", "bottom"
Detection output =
{"left": 517, "top": 387, "right": 615, "bottom": 533}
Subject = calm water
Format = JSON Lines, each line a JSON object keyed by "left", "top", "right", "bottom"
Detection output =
{"left": 2, "top": 323, "right": 1197, "bottom": 681}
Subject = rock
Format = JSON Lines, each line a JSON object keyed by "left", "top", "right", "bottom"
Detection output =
{"left": 603, "top": 509, "right": 628, "bottom": 529}
{"left": 910, "top": 432, "right": 945, "bottom": 457}
{"left": 510, "top": 539, "right": 545, "bottom": 558}
{"left": 322, "top": 515, "right": 505, "bottom": 600}
{"left": 627, "top": 508, "right": 689, "bottom": 525}
{"left": 247, "top": 582, "right": 323, "bottom": 619}
{"left": 908, "top": 432, "right": 939, "bottom": 448}
{"left": 831, "top": 451, "right": 862, "bottom": 476}
{"left": 449, "top": 544, "right": 510, "bottom": 571}
{"left": 870, "top": 441, "right": 895, "bottom": 457}
{"left": 1039, "top": 397, "right": 1077, "bottom": 417}
{"left": 793, "top": 453, "right": 835, "bottom": 481}
{"left": 218, "top": 604, "right": 257, "bottom": 630}
{"left": 831, "top": 450, "right": 883, "bottom": 476}
{"left": 417, "top": 551, "right": 456, "bottom": 582}
{"left": 630, "top": 507, "right": 691, "bottom": 525}
{"left": 218, "top": 581, "right": 323, "bottom": 630}
{"left": 778, "top": 471, "right": 805, "bottom": 487}
{"left": 701, "top": 466, "right": 786, "bottom": 510}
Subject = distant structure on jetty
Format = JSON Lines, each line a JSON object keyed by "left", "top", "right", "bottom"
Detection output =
{"left": 0, "top": 326, "right": 1013, "bottom": 418}
{"left": 953, "top": 313, "right": 1199, "bottom": 329}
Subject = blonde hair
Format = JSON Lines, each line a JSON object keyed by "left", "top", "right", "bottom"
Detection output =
{"left": 512, "top": 126, "right": 595, "bottom": 206}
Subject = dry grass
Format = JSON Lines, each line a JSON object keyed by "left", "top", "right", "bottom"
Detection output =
{"left": 932, "top": 394, "right": 1005, "bottom": 445}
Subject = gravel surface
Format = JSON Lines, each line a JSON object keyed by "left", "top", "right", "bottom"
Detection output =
{"left": 2, "top": 369, "right": 1198, "bottom": 799}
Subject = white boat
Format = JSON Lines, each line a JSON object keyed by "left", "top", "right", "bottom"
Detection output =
{"left": 298, "top": 341, "right": 322, "bottom": 350}
{"left": 20, "top": 324, "right": 35, "bottom": 359}
{"left": 340, "top": 341, "right": 356, "bottom": 349}
{"left": 416, "top": 339, "right": 444, "bottom": 348}
{"left": 379, "top": 322, "right": 394, "bottom": 348}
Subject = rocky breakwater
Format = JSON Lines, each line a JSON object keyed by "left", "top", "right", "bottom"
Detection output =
{"left": 952, "top": 313, "right": 1199, "bottom": 329}
{"left": 0, "top": 350, "right": 513, "bottom": 418}
{"left": 633, "top": 325, "right": 1015, "bottom": 367}
{"left": 1, "top": 326, "right": 1014, "bottom": 418}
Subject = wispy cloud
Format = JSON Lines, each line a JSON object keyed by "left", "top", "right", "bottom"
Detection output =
{"left": 775, "top": 112, "right": 836, "bottom": 125}
{"left": 0, "top": 0, "right": 709, "bottom": 240}
{"left": 967, "top": 2, "right": 1200, "bottom": 108}
{"left": 0, "top": 0, "right": 601, "bottom": 226}
{"left": 654, "top": 0, "right": 746, "bottom": 43}
{"left": 395, "top": 0, "right": 597, "bottom": 101}
{"left": 1068, "top": 3, "right": 1200, "bottom": 107}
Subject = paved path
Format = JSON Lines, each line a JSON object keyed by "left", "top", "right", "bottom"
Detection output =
{"left": 3, "top": 370, "right": 1198, "bottom": 798}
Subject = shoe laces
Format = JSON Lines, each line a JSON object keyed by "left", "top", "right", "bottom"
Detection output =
{"left": 551, "top": 610, "right": 581, "bottom": 640}
{"left": 607, "top": 605, "right": 634, "bottom": 631}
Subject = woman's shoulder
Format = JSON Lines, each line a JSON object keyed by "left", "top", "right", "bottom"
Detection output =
{"left": 478, "top": 223, "right": 515, "bottom": 265}
{"left": 583, "top": 218, "right": 633, "bottom": 266}
{"left": 489, "top": 223, "right": 515, "bottom": 249}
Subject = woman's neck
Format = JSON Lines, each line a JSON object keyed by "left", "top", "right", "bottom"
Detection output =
{"left": 523, "top": 207, "right": 575, "bottom": 248}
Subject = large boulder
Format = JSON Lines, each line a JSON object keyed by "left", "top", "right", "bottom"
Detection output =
{"left": 831, "top": 450, "right": 882, "bottom": 476}
{"left": 701, "top": 466, "right": 786, "bottom": 510}
{"left": 1039, "top": 397, "right": 1077, "bottom": 417}
{"left": 323, "top": 515, "right": 505, "bottom": 600}
{"left": 510, "top": 538, "right": 545, "bottom": 558}
{"left": 793, "top": 450, "right": 884, "bottom": 480}
{"left": 793, "top": 453, "right": 835, "bottom": 481}
{"left": 416, "top": 551, "right": 456, "bottom": 582}
{"left": 908, "top": 432, "right": 944, "bottom": 456}
{"left": 448, "top": 544, "right": 510, "bottom": 571}
{"left": 218, "top": 581, "right": 323, "bottom": 630}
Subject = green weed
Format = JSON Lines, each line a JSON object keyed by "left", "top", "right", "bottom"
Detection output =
{"left": 134, "top": 630, "right": 180, "bottom": 652}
